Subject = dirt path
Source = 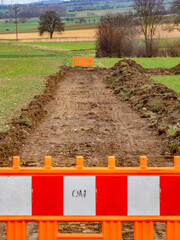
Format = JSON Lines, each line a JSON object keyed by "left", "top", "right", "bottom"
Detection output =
{"left": 20, "top": 68, "right": 171, "bottom": 169}
{"left": 1, "top": 68, "right": 172, "bottom": 239}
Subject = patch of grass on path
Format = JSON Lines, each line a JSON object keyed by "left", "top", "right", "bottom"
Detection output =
{"left": 151, "top": 75, "right": 180, "bottom": 93}
{"left": 0, "top": 76, "right": 45, "bottom": 131}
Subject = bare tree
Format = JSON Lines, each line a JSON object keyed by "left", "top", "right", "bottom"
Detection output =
{"left": 133, "top": 0, "right": 164, "bottom": 57}
{"left": 38, "top": 11, "right": 64, "bottom": 39}
{"left": 171, "top": 0, "right": 180, "bottom": 31}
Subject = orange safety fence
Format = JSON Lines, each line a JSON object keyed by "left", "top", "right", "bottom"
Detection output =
{"left": 72, "top": 57, "right": 94, "bottom": 67}
{"left": 0, "top": 155, "right": 180, "bottom": 240}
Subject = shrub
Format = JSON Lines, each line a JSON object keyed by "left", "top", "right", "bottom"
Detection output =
{"left": 96, "top": 14, "right": 138, "bottom": 58}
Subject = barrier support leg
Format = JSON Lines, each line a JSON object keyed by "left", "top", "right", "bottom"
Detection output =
{"left": 166, "top": 221, "right": 180, "bottom": 240}
{"left": 134, "top": 221, "right": 154, "bottom": 240}
{"left": 102, "top": 221, "right": 122, "bottom": 240}
{"left": 38, "top": 221, "right": 58, "bottom": 240}
{"left": 7, "top": 221, "right": 26, "bottom": 240}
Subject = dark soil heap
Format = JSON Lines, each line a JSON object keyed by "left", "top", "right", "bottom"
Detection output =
{"left": 105, "top": 59, "right": 180, "bottom": 154}
{"left": 114, "top": 59, "right": 180, "bottom": 75}
{"left": 171, "top": 64, "right": 180, "bottom": 75}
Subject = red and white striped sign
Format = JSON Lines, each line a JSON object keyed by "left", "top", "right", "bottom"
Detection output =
{"left": 0, "top": 176, "right": 179, "bottom": 216}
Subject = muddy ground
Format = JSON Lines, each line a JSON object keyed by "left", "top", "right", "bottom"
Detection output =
{"left": 0, "top": 61, "right": 179, "bottom": 239}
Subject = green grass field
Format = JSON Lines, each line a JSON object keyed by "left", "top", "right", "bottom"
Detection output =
{"left": 0, "top": 43, "right": 63, "bottom": 77}
{"left": 0, "top": 57, "right": 63, "bottom": 77}
{"left": 0, "top": 42, "right": 63, "bottom": 131}
{"left": 24, "top": 41, "right": 96, "bottom": 50}
{"left": 63, "top": 16, "right": 100, "bottom": 25}
{"left": 0, "top": 41, "right": 97, "bottom": 130}
{"left": 0, "top": 43, "right": 57, "bottom": 58}
{"left": 67, "top": 7, "right": 130, "bottom": 17}
{"left": 0, "top": 17, "right": 98, "bottom": 34}
{"left": 98, "top": 57, "right": 180, "bottom": 68}
{"left": 0, "top": 76, "right": 45, "bottom": 131}
{"left": 0, "top": 18, "right": 39, "bottom": 33}
{"left": 23, "top": 41, "right": 180, "bottom": 68}
{"left": 151, "top": 75, "right": 180, "bottom": 93}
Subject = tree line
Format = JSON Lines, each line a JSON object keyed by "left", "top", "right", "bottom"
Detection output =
{"left": 0, "top": 5, "right": 67, "bottom": 19}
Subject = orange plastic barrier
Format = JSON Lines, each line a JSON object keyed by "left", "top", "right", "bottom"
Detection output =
{"left": 72, "top": 57, "right": 94, "bottom": 67}
{"left": 0, "top": 155, "right": 180, "bottom": 240}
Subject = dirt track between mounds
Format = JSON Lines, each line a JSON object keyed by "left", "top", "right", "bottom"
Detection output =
{"left": 0, "top": 67, "right": 174, "bottom": 239}
{"left": 20, "top": 68, "right": 172, "bottom": 168}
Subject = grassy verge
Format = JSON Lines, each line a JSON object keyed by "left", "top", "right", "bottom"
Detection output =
{"left": 0, "top": 76, "right": 45, "bottom": 131}
{"left": 151, "top": 75, "right": 180, "bottom": 93}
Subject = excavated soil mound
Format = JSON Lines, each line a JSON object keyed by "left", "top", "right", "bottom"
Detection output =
{"left": 171, "top": 64, "right": 180, "bottom": 75}
{"left": 105, "top": 59, "right": 180, "bottom": 154}
{"left": 112, "top": 59, "right": 180, "bottom": 75}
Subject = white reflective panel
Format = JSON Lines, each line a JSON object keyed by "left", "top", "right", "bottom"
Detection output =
{"left": 128, "top": 176, "right": 160, "bottom": 216}
{"left": 0, "top": 177, "right": 32, "bottom": 216}
{"left": 64, "top": 176, "right": 95, "bottom": 216}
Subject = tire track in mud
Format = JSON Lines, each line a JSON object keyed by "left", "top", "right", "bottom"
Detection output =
{"left": 1, "top": 68, "right": 172, "bottom": 239}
